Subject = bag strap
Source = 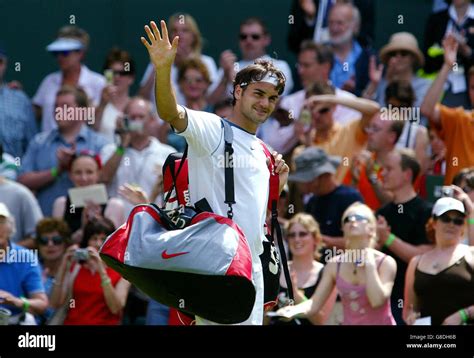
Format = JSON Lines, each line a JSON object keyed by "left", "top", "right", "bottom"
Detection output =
{"left": 163, "top": 145, "right": 188, "bottom": 205}
{"left": 258, "top": 140, "right": 294, "bottom": 303}
{"left": 221, "top": 120, "right": 235, "bottom": 219}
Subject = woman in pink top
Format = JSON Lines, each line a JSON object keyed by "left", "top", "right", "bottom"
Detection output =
{"left": 277, "top": 202, "right": 397, "bottom": 325}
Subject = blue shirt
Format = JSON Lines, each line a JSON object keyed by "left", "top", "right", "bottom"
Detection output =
{"left": 19, "top": 125, "right": 110, "bottom": 216}
{"left": 329, "top": 40, "right": 363, "bottom": 89}
{"left": 0, "top": 242, "right": 44, "bottom": 315}
{"left": 305, "top": 185, "right": 364, "bottom": 237}
{"left": 0, "top": 85, "right": 38, "bottom": 158}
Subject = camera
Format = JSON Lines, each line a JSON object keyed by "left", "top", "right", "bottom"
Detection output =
{"left": 74, "top": 248, "right": 90, "bottom": 261}
{"left": 441, "top": 186, "right": 454, "bottom": 198}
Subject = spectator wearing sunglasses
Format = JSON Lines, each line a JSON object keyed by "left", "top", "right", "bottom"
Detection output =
{"left": 94, "top": 48, "right": 136, "bottom": 143}
{"left": 35, "top": 218, "right": 71, "bottom": 324}
{"left": 267, "top": 213, "right": 336, "bottom": 325}
{"left": 404, "top": 196, "right": 474, "bottom": 325}
{"left": 363, "top": 32, "right": 432, "bottom": 118}
{"left": 277, "top": 202, "right": 397, "bottom": 325}
{"left": 375, "top": 148, "right": 434, "bottom": 324}
{"left": 52, "top": 152, "right": 125, "bottom": 244}
{"left": 33, "top": 25, "right": 106, "bottom": 132}
{"left": 293, "top": 81, "right": 380, "bottom": 184}
{"left": 0, "top": 203, "right": 48, "bottom": 323}
{"left": 208, "top": 17, "right": 293, "bottom": 104}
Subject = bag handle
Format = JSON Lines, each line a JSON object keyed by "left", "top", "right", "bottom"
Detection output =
{"left": 163, "top": 145, "right": 188, "bottom": 206}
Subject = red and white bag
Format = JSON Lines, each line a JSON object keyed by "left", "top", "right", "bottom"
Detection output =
{"left": 100, "top": 204, "right": 255, "bottom": 324}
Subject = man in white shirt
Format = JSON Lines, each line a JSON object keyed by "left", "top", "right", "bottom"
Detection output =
{"left": 100, "top": 97, "right": 175, "bottom": 214}
{"left": 141, "top": 20, "right": 289, "bottom": 325}
{"left": 208, "top": 17, "right": 294, "bottom": 104}
{"left": 33, "top": 26, "right": 106, "bottom": 132}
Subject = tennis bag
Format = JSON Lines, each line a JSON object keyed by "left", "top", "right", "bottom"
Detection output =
{"left": 99, "top": 203, "right": 255, "bottom": 324}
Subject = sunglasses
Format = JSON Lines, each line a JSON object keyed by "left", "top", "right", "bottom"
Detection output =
{"left": 239, "top": 33, "right": 262, "bottom": 41}
{"left": 437, "top": 215, "right": 465, "bottom": 226}
{"left": 388, "top": 50, "right": 410, "bottom": 58}
{"left": 318, "top": 107, "right": 330, "bottom": 115}
{"left": 183, "top": 76, "right": 206, "bottom": 84}
{"left": 343, "top": 214, "right": 369, "bottom": 224}
{"left": 38, "top": 235, "right": 64, "bottom": 246}
{"left": 53, "top": 50, "right": 79, "bottom": 57}
{"left": 110, "top": 70, "right": 131, "bottom": 77}
{"left": 287, "top": 231, "right": 310, "bottom": 239}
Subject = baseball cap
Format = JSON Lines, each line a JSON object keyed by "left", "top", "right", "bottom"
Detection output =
{"left": 432, "top": 197, "right": 465, "bottom": 217}
{"left": 0, "top": 202, "right": 11, "bottom": 218}
{"left": 289, "top": 147, "right": 341, "bottom": 183}
{"left": 46, "top": 38, "right": 84, "bottom": 52}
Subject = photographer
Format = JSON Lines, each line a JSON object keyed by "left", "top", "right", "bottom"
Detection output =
{"left": 50, "top": 217, "right": 130, "bottom": 325}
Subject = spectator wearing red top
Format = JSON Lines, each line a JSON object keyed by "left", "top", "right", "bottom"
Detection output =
{"left": 50, "top": 217, "right": 130, "bottom": 325}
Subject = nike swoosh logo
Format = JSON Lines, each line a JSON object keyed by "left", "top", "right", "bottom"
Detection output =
{"left": 161, "top": 250, "right": 189, "bottom": 259}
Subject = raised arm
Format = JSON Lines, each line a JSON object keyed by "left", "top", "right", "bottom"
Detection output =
{"left": 420, "top": 34, "right": 458, "bottom": 127}
{"left": 141, "top": 20, "right": 187, "bottom": 132}
{"left": 306, "top": 94, "right": 380, "bottom": 129}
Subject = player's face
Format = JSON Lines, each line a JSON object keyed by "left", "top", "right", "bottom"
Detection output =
{"left": 237, "top": 82, "right": 279, "bottom": 126}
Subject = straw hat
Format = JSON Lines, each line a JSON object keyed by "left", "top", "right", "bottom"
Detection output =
{"left": 379, "top": 32, "right": 425, "bottom": 67}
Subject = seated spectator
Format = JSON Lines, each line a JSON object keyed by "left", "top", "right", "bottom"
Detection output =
{"left": 100, "top": 97, "right": 175, "bottom": 213}
{"left": 363, "top": 32, "right": 432, "bottom": 117}
{"left": 50, "top": 217, "right": 130, "bottom": 325}
{"left": 35, "top": 218, "right": 71, "bottom": 324}
{"left": 18, "top": 86, "right": 110, "bottom": 216}
{"left": 52, "top": 151, "right": 125, "bottom": 243}
{"left": 277, "top": 202, "right": 397, "bottom": 325}
{"left": 0, "top": 203, "right": 48, "bottom": 324}
{"left": 0, "top": 173, "right": 43, "bottom": 248}
{"left": 208, "top": 17, "right": 293, "bottom": 104}
{"left": 326, "top": 2, "right": 372, "bottom": 95}
{"left": 376, "top": 149, "right": 434, "bottom": 324}
{"left": 289, "top": 147, "right": 363, "bottom": 252}
{"left": 423, "top": 0, "right": 474, "bottom": 107}
{"left": 166, "top": 57, "right": 214, "bottom": 152}
{"left": 404, "top": 196, "right": 474, "bottom": 325}
{"left": 33, "top": 25, "right": 106, "bottom": 132}
{"left": 0, "top": 46, "right": 37, "bottom": 159}
{"left": 294, "top": 83, "right": 380, "bottom": 183}
{"left": 139, "top": 13, "right": 217, "bottom": 106}
{"left": 420, "top": 34, "right": 474, "bottom": 185}
{"left": 268, "top": 213, "right": 335, "bottom": 325}
{"left": 287, "top": 0, "right": 375, "bottom": 52}
{"left": 384, "top": 80, "right": 429, "bottom": 172}
{"left": 344, "top": 112, "right": 404, "bottom": 210}
{"left": 94, "top": 48, "right": 135, "bottom": 142}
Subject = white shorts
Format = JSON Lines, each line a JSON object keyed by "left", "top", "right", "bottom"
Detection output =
{"left": 195, "top": 260, "right": 264, "bottom": 325}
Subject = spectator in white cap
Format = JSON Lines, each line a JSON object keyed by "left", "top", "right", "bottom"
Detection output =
{"left": 0, "top": 202, "right": 48, "bottom": 323}
{"left": 33, "top": 25, "right": 106, "bottom": 132}
{"left": 404, "top": 195, "right": 474, "bottom": 325}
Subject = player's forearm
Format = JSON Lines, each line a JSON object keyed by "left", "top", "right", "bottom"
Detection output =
{"left": 154, "top": 67, "right": 180, "bottom": 123}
